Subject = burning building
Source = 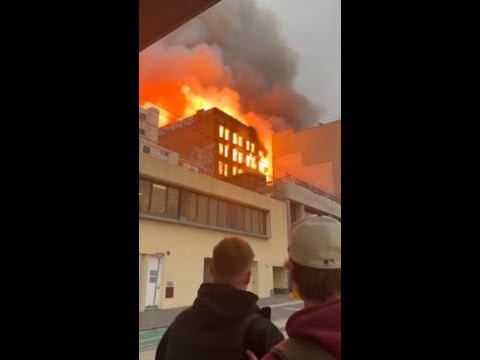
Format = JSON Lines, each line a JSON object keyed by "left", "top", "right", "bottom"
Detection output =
{"left": 157, "top": 107, "right": 269, "bottom": 193}
{"left": 138, "top": 0, "right": 340, "bottom": 326}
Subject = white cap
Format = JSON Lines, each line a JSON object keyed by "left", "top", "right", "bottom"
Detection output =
{"left": 289, "top": 216, "right": 341, "bottom": 269}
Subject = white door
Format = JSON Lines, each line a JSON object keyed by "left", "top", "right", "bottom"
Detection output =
{"left": 145, "top": 255, "right": 162, "bottom": 307}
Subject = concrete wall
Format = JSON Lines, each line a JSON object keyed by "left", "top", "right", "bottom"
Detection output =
{"left": 139, "top": 153, "right": 289, "bottom": 309}
{"left": 274, "top": 182, "right": 341, "bottom": 219}
{"left": 273, "top": 121, "right": 341, "bottom": 198}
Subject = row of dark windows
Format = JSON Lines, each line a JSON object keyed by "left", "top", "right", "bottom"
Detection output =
{"left": 139, "top": 178, "right": 267, "bottom": 236}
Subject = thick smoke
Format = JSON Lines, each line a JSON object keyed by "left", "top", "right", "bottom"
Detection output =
{"left": 140, "top": 0, "right": 323, "bottom": 130}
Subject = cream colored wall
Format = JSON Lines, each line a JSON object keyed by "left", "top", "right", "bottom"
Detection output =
{"left": 258, "top": 263, "right": 274, "bottom": 297}
{"left": 139, "top": 154, "right": 289, "bottom": 310}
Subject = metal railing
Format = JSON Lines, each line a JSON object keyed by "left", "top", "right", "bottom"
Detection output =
{"left": 268, "top": 174, "right": 341, "bottom": 204}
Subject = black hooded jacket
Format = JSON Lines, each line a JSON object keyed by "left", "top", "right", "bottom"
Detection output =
{"left": 155, "top": 283, "right": 284, "bottom": 360}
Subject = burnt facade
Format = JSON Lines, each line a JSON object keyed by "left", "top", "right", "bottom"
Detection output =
{"left": 158, "top": 108, "right": 267, "bottom": 192}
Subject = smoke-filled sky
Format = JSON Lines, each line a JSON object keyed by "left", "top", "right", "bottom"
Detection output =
{"left": 140, "top": 0, "right": 340, "bottom": 130}
{"left": 255, "top": 0, "right": 341, "bottom": 122}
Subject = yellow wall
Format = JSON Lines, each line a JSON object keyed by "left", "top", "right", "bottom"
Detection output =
{"left": 139, "top": 154, "right": 289, "bottom": 310}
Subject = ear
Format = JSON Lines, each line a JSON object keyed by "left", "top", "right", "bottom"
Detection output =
{"left": 284, "top": 258, "right": 293, "bottom": 270}
{"left": 243, "top": 269, "right": 251, "bottom": 285}
{"left": 209, "top": 261, "right": 215, "bottom": 278}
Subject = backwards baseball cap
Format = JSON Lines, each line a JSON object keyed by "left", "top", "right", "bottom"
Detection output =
{"left": 289, "top": 215, "right": 341, "bottom": 269}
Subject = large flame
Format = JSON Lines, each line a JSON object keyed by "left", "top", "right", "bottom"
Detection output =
{"left": 139, "top": 43, "right": 277, "bottom": 182}
{"left": 140, "top": 82, "right": 273, "bottom": 182}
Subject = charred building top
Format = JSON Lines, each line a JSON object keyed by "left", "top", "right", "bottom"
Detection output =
{"left": 157, "top": 108, "right": 268, "bottom": 192}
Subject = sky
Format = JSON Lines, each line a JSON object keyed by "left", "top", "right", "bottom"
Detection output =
{"left": 255, "top": 0, "right": 341, "bottom": 122}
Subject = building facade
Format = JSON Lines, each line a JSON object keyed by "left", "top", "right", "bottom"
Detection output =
{"left": 272, "top": 120, "right": 341, "bottom": 200}
{"left": 157, "top": 108, "right": 269, "bottom": 192}
{"left": 139, "top": 106, "right": 340, "bottom": 319}
{"left": 139, "top": 154, "right": 289, "bottom": 311}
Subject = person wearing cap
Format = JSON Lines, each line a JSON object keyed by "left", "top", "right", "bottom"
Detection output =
{"left": 247, "top": 215, "right": 341, "bottom": 360}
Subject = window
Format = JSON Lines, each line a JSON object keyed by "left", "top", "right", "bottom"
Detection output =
{"left": 180, "top": 190, "right": 197, "bottom": 222}
{"left": 238, "top": 152, "right": 243, "bottom": 164}
{"left": 252, "top": 209, "right": 260, "bottom": 234}
{"left": 234, "top": 204, "right": 245, "bottom": 231}
{"left": 219, "top": 143, "right": 224, "bottom": 156}
{"left": 224, "top": 163, "right": 229, "bottom": 177}
{"left": 224, "top": 145, "right": 229, "bottom": 158}
{"left": 218, "top": 200, "right": 228, "bottom": 227}
{"left": 233, "top": 148, "right": 238, "bottom": 162}
{"left": 244, "top": 207, "right": 252, "bottom": 233}
{"left": 208, "top": 198, "right": 218, "bottom": 226}
{"left": 233, "top": 132, "right": 238, "bottom": 145}
{"left": 238, "top": 168, "right": 244, "bottom": 174}
{"left": 218, "top": 161, "right": 224, "bottom": 175}
{"left": 186, "top": 191, "right": 197, "bottom": 222}
{"left": 150, "top": 184, "right": 167, "bottom": 216}
{"left": 251, "top": 157, "right": 257, "bottom": 169}
{"left": 239, "top": 136, "right": 243, "bottom": 147}
{"left": 251, "top": 143, "right": 255, "bottom": 154}
{"left": 139, "top": 179, "right": 151, "bottom": 213}
{"left": 246, "top": 154, "right": 251, "bottom": 167}
{"left": 233, "top": 165, "right": 238, "bottom": 176}
{"left": 149, "top": 270, "right": 158, "bottom": 283}
{"left": 219, "top": 125, "right": 224, "bottom": 138}
{"left": 248, "top": 209, "right": 267, "bottom": 235}
{"left": 197, "top": 195, "right": 209, "bottom": 224}
{"left": 139, "top": 128, "right": 145, "bottom": 136}
{"left": 140, "top": 113, "right": 146, "bottom": 121}
{"left": 166, "top": 187, "right": 179, "bottom": 218}
{"left": 225, "top": 128, "right": 230, "bottom": 141}
{"left": 139, "top": 179, "right": 268, "bottom": 236}
{"left": 143, "top": 145, "right": 151, "bottom": 154}
{"left": 259, "top": 211, "right": 266, "bottom": 235}
{"left": 246, "top": 140, "right": 250, "bottom": 151}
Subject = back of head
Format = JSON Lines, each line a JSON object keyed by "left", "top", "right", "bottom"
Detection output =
{"left": 288, "top": 216, "right": 341, "bottom": 302}
{"left": 212, "top": 237, "right": 255, "bottom": 284}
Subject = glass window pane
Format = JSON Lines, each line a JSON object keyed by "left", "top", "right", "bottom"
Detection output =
{"left": 252, "top": 209, "right": 260, "bottom": 234}
{"left": 150, "top": 184, "right": 167, "bottom": 216}
{"left": 186, "top": 191, "right": 197, "bottom": 222}
{"left": 208, "top": 198, "right": 218, "bottom": 226}
{"left": 259, "top": 211, "right": 266, "bottom": 235}
{"left": 244, "top": 207, "right": 252, "bottom": 233}
{"left": 235, "top": 204, "right": 245, "bottom": 231}
{"left": 197, "top": 195, "right": 208, "bottom": 224}
{"left": 139, "top": 179, "right": 151, "bottom": 213}
{"left": 218, "top": 200, "right": 227, "bottom": 227}
{"left": 166, "top": 187, "right": 179, "bottom": 218}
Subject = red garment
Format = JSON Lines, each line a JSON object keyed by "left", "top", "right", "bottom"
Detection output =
{"left": 260, "top": 298, "right": 341, "bottom": 360}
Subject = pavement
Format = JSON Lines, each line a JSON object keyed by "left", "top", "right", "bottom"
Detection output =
{"left": 138, "top": 294, "right": 303, "bottom": 359}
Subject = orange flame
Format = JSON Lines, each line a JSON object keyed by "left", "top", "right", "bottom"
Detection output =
{"left": 139, "top": 44, "right": 279, "bottom": 182}
{"left": 142, "top": 82, "right": 274, "bottom": 182}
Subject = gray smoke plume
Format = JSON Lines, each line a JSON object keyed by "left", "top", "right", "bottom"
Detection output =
{"left": 143, "top": 0, "right": 323, "bottom": 130}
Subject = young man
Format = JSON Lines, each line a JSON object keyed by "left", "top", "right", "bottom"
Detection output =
{"left": 247, "top": 216, "right": 341, "bottom": 360}
{"left": 156, "top": 237, "right": 284, "bottom": 360}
